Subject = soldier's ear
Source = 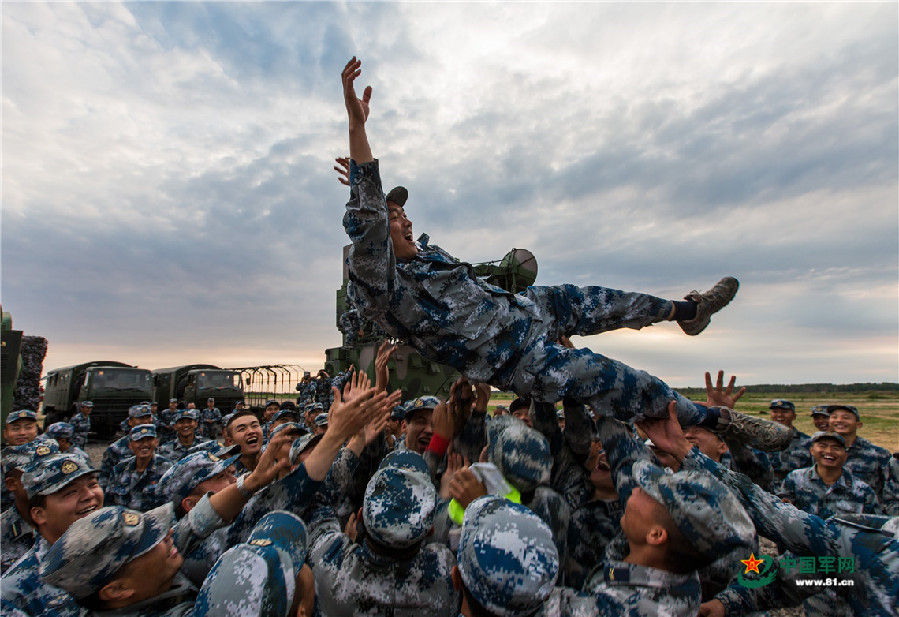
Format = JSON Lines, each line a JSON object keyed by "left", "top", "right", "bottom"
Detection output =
{"left": 98, "top": 579, "right": 135, "bottom": 603}
{"left": 646, "top": 525, "right": 668, "bottom": 547}
{"left": 451, "top": 565, "right": 463, "bottom": 591}
{"left": 30, "top": 506, "right": 48, "bottom": 527}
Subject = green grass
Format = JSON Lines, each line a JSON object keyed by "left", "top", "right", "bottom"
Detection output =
{"left": 486, "top": 389, "right": 899, "bottom": 453}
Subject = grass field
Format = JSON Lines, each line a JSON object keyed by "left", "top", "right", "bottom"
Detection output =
{"left": 487, "top": 390, "right": 899, "bottom": 453}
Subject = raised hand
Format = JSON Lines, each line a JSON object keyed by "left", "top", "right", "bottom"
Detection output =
{"left": 703, "top": 370, "right": 746, "bottom": 409}
{"left": 334, "top": 157, "right": 350, "bottom": 185}
{"left": 374, "top": 340, "right": 398, "bottom": 392}
{"left": 342, "top": 57, "right": 371, "bottom": 127}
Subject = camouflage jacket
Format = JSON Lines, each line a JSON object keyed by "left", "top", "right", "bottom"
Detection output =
{"left": 565, "top": 497, "right": 622, "bottom": 590}
{"left": 1, "top": 535, "right": 80, "bottom": 617}
{"left": 305, "top": 490, "right": 459, "bottom": 617}
{"left": 843, "top": 436, "right": 893, "bottom": 504}
{"left": 99, "top": 435, "right": 132, "bottom": 489}
{"left": 777, "top": 465, "right": 881, "bottom": 520}
{"left": 684, "top": 450, "right": 899, "bottom": 616}
{"left": 105, "top": 454, "right": 172, "bottom": 511}
{"left": 68, "top": 412, "right": 90, "bottom": 449}
{"left": 199, "top": 408, "right": 221, "bottom": 439}
{"left": 1, "top": 507, "right": 35, "bottom": 575}
{"left": 158, "top": 437, "right": 215, "bottom": 462}
{"left": 768, "top": 427, "right": 812, "bottom": 484}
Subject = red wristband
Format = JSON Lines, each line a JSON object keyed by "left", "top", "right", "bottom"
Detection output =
{"left": 426, "top": 433, "right": 451, "bottom": 456}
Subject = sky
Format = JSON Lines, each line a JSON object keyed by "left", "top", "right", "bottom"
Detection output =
{"left": 2, "top": 2, "right": 897, "bottom": 388}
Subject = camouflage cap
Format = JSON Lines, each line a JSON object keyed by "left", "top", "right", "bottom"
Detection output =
{"left": 40, "top": 505, "right": 174, "bottom": 599}
{"left": 223, "top": 409, "right": 257, "bottom": 428}
{"left": 265, "top": 399, "right": 280, "bottom": 408}
{"left": 6, "top": 410, "right": 37, "bottom": 424}
{"left": 80, "top": 401, "right": 94, "bottom": 407}
{"left": 157, "top": 449, "right": 241, "bottom": 503}
{"left": 769, "top": 399, "right": 795, "bottom": 411}
{"left": 314, "top": 413, "right": 329, "bottom": 427}
{"left": 487, "top": 420, "right": 551, "bottom": 493}
{"left": 385, "top": 185, "right": 408, "bottom": 207}
{"left": 377, "top": 449, "right": 432, "bottom": 475}
{"left": 2, "top": 439, "right": 60, "bottom": 475}
{"left": 169, "top": 398, "right": 179, "bottom": 403}
{"left": 810, "top": 405, "right": 830, "bottom": 417}
{"left": 389, "top": 405, "right": 406, "bottom": 421}
{"left": 193, "top": 511, "right": 308, "bottom": 617}
{"left": 129, "top": 424, "right": 157, "bottom": 441}
{"left": 404, "top": 395, "right": 439, "bottom": 420}
{"left": 289, "top": 433, "right": 323, "bottom": 463}
{"left": 363, "top": 462, "right": 436, "bottom": 548}
{"left": 632, "top": 460, "right": 754, "bottom": 561}
{"left": 457, "top": 496, "right": 559, "bottom": 617}
{"left": 270, "top": 422, "right": 308, "bottom": 439}
{"left": 309, "top": 402, "right": 324, "bottom": 412}
{"left": 810, "top": 431, "right": 846, "bottom": 448}
{"left": 128, "top": 405, "right": 153, "bottom": 419}
{"left": 22, "top": 453, "right": 98, "bottom": 499}
{"left": 175, "top": 409, "right": 198, "bottom": 422}
{"left": 45, "top": 422, "right": 75, "bottom": 440}
{"left": 271, "top": 409, "right": 300, "bottom": 423}
{"left": 826, "top": 404, "right": 860, "bottom": 419}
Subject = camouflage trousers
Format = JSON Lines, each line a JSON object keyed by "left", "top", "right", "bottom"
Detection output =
{"left": 500, "top": 284, "right": 708, "bottom": 424}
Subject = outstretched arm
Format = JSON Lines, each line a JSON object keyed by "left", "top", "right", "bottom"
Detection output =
{"left": 342, "top": 57, "right": 373, "bottom": 164}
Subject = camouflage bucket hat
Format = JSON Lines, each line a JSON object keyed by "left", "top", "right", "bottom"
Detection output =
{"left": 458, "top": 496, "right": 559, "bottom": 617}
{"left": 157, "top": 450, "right": 241, "bottom": 502}
{"left": 193, "top": 511, "right": 308, "bottom": 617}
{"left": 363, "top": 465, "right": 436, "bottom": 548}
{"left": 22, "top": 453, "right": 98, "bottom": 499}
{"left": 2, "top": 439, "right": 60, "bottom": 475}
{"left": 632, "top": 460, "right": 754, "bottom": 561}
{"left": 487, "top": 422, "right": 551, "bottom": 493}
{"left": 289, "top": 433, "right": 322, "bottom": 464}
{"left": 6, "top": 410, "right": 37, "bottom": 424}
{"left": 40, "top": 505, "right": 175, "bottom": 599}
{"left": 45, "top": 422, "right": 75, "bottom": 440}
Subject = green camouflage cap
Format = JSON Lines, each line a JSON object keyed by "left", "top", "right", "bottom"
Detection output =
{"left": 40, "top": 505, "right": 175, "bottom": 599}
{"left": 22, "top": 453, "right": 98, "bottom": 499}
{"left": 632, "top": 460, "right": 754, "bottom": 561}
{"left": 157, "top": 449, "right": 241, "bottom": 502}
{"left": 458, "top": 496, "right": 559, "bottom": 617}
{"left": 193, "top": 511, "right": 308, "bottom": 617}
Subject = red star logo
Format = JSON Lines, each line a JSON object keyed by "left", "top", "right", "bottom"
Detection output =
{"left": 741, "top": 553, "right": 764, "bottom": 575}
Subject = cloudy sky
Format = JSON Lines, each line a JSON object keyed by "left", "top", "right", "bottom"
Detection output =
{"left": 2, "top": 2, "right": 897, "bottom": 388}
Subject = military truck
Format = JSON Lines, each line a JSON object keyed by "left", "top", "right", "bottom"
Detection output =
{"left": 151, "top": 365, "right": 244, "bottom": 412}
{"left": 323, "top": 246, "right": 538, "bottom": 400}
{"left": 42, "top": 361, "right": 153, "bottom": 437}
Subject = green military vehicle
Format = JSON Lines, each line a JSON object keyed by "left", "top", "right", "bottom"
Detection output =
{"left": 323, "top": 246, "right": 538, "bottom": 400}
{"left": 151, "top": 365, "right": 244, "bottom": 412}
{"left": 1, "top": 307, "right": 24, "bottom": 427}
{"left": 42, "top": 361, "right": 153, "bottom": 437}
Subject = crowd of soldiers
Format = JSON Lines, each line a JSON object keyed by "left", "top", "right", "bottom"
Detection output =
{"left": 1, "top": 358, "right": 898, "bottom": 617}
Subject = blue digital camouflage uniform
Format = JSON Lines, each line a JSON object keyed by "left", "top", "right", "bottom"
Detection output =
{"left": 565, "top": 497, "right": 622, "bottom": 590}
{"left": 305, "top": 452, "right": 459, "bottom": 616}
{"left": 199, "top": 406, "right": 222, "bottom": 439}
{"left": 1, "top": 453, "right": 101, "bottom": 617}
{"left": 68, "top": 411, "right": 90, "bottom": 449}
{"left": 843, "top": 435, "right": 893, "bottom": 507}
{"left": 158, "top": 436, "right": 216, "bottom": 462}
{"left": 99, "top": 433, "right": 133, "bottom": 489}
{"left": 344, "top": 159, "right": 712, "bottom": 425}
{"left": 105, "top": 453, "right": 173, "bottom": 511}
{"left": 769, "top": 427, "right": 812, "bottom": 485}
{"left": 0, "top": 441, "right": 60, "bottom": 574}
{"left": 883, "top": 457, "right": 899, "bottom": 516}
{"left": 778, "top": 465, "right": 880, "bottom": 520}
{"left": 457, "top": 496, "right": 559, "bottom": 616}
{"left": 296, "top": 379, "right": 316, "bottom": 408}
{"left": 544, "top": 416, "right": 755, "bottom": 617}
{"left": 157, "top": 407, "right": 178, "bottom": 443}
{"left": 683, "top": 449, "right": 899, "bottom": 616}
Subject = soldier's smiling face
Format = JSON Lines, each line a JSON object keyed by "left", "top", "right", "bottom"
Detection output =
{"left": 228, "top": 415, "right": 263, "bottom": 455}
{"left": 4, "top": 419, "right": 38, "bottom": 446}
{"left": 175, "top": 418, "right": 198, "bottom": 439}
{"left": 810, "top": 439, "right": 847, "bottom": 470}
{"left": 388, "top": 204, "right": 417, "bottom": 260}
{"left": 31, "top": 474, "right": 104, "bottom": 544}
